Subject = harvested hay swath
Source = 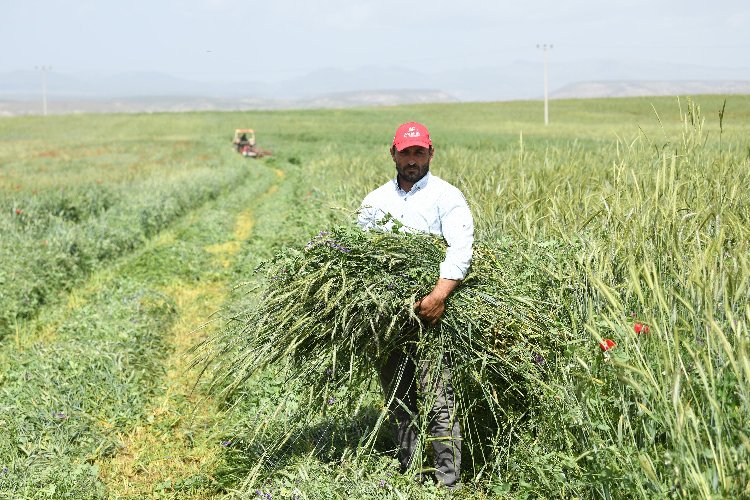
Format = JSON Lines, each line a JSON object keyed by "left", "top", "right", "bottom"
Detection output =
{"left": 193, "top": 225, "right": 584, "bottom": 475}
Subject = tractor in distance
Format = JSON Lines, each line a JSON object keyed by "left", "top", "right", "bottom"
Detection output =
{"left": 232, "top": 128, "right": 270, "bottom": 158}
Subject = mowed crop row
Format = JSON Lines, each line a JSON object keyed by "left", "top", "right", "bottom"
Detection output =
{"left": 0, "top": 115, "right": 259, "bottom": 338}
{"left": 1, "top": 96, "right": 749, "bottom": 498}
{"left": 0, "top": 150, "right": 289, "bottom": 496}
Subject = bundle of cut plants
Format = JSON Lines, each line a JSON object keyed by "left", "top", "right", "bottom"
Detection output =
{"left": 194, "top": 224, "right": 579, "bottom": 471}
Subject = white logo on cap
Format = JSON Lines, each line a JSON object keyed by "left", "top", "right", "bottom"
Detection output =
{"left": 404, "top": 126, "right": 421, "bottom": 138}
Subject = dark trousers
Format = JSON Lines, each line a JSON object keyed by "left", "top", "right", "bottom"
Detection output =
{"left": 378, "top": 348, "right": 461, "bottom": 486}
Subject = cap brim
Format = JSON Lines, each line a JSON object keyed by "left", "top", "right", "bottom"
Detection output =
{"left": 394, "top": 139, "right": 432, "bottom": 151}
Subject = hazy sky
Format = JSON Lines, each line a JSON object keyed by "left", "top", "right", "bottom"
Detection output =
{"left": 3, "top": 0, "right": 749, "bottom": 81}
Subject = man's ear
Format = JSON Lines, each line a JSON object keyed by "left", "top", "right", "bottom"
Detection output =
{"left": 429, "top": 146, "right": 435, "bottom": 159}
{"left": 390, "top": 146, "right": 397, "bottom": 161}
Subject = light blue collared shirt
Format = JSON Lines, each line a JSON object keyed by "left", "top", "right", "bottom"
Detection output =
{"left": 358, "top": 172, "right": 474, "bottom": 280}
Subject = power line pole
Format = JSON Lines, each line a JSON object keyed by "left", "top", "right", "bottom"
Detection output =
{"left": 536, "top": 44, "right": 552, "bottom": 125}
{"left": 35, "top": 65, "right": 51, "bottom": 116}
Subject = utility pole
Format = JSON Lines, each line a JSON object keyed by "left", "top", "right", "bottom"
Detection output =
{"left": 536, "top": 44, "right": 552, "bottom": 125}
{"left": 35, "top": 65, "right": 51, "bottom": 116}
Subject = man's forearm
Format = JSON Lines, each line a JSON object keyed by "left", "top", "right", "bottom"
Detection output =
{"left": 430, "top": 278, "right": 461, "bottom": 300}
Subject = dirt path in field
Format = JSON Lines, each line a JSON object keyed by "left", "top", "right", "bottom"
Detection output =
{"left": 97, "top": 173, "right": 284, "bottom": 497}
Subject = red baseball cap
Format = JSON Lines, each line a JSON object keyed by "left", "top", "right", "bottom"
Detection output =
{"left": 392, "top": 122, "right": 432, "bottom": 151}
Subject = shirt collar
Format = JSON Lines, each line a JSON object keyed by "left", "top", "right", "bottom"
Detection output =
{"left": 392, "top": 171, "right": 432, "bottom": 195}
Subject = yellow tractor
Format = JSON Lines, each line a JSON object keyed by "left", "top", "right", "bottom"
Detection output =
{"left": 233, "top": 128, "right": 259, "bottom": 157}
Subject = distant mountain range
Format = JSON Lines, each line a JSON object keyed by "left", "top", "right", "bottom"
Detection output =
{"left": 0, "top": 90, "right": 460, "bottom": 116}
{"left": 552, "top": 80, "right": 750, "bottom": 99}
{"left": 1, "top": 59, "right": 748, "bottom": 115}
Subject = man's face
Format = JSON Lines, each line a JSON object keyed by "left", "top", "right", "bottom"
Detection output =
{"left": 392, "top": 145, "right": 433, "bottom": 185}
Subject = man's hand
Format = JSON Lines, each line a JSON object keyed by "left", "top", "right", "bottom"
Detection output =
{"left": 414, "top": 293, "right": 446, "bottom": 326}
{"left": 414, "top": 278, "right": 461, "bottom": 326}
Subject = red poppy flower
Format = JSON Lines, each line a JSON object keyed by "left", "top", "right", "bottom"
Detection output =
{"left": 634, "top": 323, "right": 650, "bottom": 334}
{"left": 15, "top": 209, "right": 23, "bottom": 215}
{"left": 599, "top": 339, "right": 616, "bottom": 352}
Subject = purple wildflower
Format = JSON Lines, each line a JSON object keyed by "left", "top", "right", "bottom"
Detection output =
{"left": 54, "top": 411, "right": 68, "bottom": 420}
{"left": 378, "top": 479, "right": 386, "bottom": 488}
{"left": 221, "top": 440, "right": 232, "bottom": 447}
{"left": 1, "top": 466, "right": 7, "bottom": 474}
{"left": 327, "top": 397, "right": 335, "bottom": 406}
{"left": 326, "top": 240, "right": 350, "bottom": 253}
{"left": 255, "top": 490, "right": 263, "bottom": 497}
{"left": 532, "top": 352, "right": 545, "bottom": 366}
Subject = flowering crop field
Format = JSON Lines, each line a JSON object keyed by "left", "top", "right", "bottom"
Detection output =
{"left": 1, "top": 95, "right": 749, "bottom": 498}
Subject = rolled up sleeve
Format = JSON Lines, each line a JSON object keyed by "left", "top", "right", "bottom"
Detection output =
{"left": 439, "top": 193, "right": 474, "bottom": 280}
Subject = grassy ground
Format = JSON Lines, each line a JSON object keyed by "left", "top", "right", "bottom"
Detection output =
{"left": 1, "top": 95, "right": 749, "bottom": 498}
{"left": 0, "top": 150, "right": 282, "bottom": 497}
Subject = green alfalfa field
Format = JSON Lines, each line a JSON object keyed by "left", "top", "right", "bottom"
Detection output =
{"left": 1, "top": 95, "right": 749, "bottom": 499}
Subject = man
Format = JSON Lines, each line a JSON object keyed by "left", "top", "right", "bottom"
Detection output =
{"left": 357, "top": 121, "right": 474, "bottom": 489}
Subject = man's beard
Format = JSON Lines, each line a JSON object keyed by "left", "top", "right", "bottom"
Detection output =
{"left": 397, "top": 162, "right": 429, "bottom": 184}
